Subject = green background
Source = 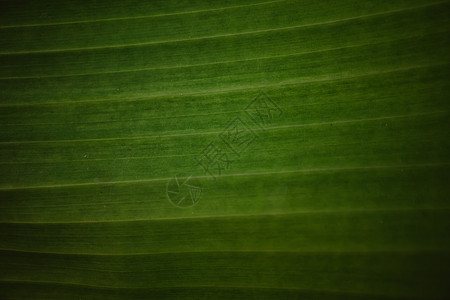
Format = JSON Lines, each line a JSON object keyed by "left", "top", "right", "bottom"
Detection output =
{"left": 0, "top": 0, "right": 449, "bottom": 299}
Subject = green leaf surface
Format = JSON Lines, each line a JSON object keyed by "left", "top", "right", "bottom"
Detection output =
{"left": 1, "top": 0, "right": 449, "bottom": 299}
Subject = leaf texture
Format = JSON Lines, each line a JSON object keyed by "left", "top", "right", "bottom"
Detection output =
{"left": 0, "top": 0, "right": 449, "bottom": 299}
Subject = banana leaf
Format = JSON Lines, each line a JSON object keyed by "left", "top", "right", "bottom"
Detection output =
{"left": 0, "top": 0, "right": 449, "bottom": 299}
